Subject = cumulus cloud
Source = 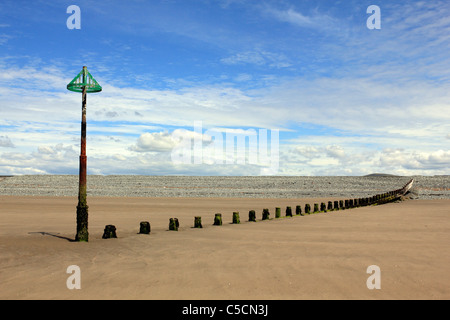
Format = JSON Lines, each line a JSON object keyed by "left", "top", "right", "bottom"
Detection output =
{"left": 292, "top": 145, "right": 346, "bottom": 160}
{"left": 129, "top": 129, "right": 210, "bottom": 153}
{"left": 377, "top": 149, "right": 450, "bottom": 173}
{"left": 0, "top": 136, "right": 14, "bottom": 148}
{"left": 129, "top": 132, "right": 177, "bottom": 152}
{"left": 325, "top": 145, "right": 345, "bottom": 159}
{"left": 0, "top": 143, "right": 77, "bottom": 175}
{"left": 293, "top": 146, "right": 320, "bottom": 159}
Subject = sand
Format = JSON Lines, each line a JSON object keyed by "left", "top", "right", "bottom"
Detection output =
{"left": 0, "top": 195, "right": 449, "bottom": 300}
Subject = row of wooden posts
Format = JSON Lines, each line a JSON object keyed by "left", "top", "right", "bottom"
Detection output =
{"left": 101, "top": 182, "right": 411, "bottom": 239}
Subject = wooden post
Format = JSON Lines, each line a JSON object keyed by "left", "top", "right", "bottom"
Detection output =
{"left": 169, "top": 218, "right": 179, "bottom": 231}
{"left": 334, "top": 200, "right": 339, "bottom": 210}
{"left": 305, "top": 204, "right": 311, "bottom": 214}
{"left": 194, "top": 216, "right": 202, "bottom": 228}
{"left": 214, "top": 213, "right": 222, "bottom": 226}
{"left": 286, "top": 206, "right": 292, "bottom": 217}
{"left": 275, "top": 207, "right": 281, "bottom": 218}
{"left": 232, "top": 212, "right": 240, "bottom": 224}
{"left": 139, "top": 221, "right": 151, "bottom": 234}
{"left": 262, "top": 208, "right": 270, "bottom": 220}
{"left": 314, "top": 203, "right": 319, "bottom": 213}
{"left": 328, "top": 201, "right": 333, "bottom": 211}
{"left": 320, "top": 202, "right": 326, "bottom": 212}
{"left": 339, "top": 200, "right": 344, "bottom": 210}
{"left": 296, "top": 205, "right": 302, "bottom": 216}
{"left": 248, "top": 210, "right": 256, "bottom": 222}
{"left": 102, "top": 225, "right": 117, "bottom": 239}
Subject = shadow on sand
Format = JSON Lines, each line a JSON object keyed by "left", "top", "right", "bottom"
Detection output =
{"left": 28, "top": 231, "right": 75, "bottom": 242}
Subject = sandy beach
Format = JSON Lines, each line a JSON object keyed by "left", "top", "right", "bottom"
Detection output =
{"left": 0, "top": 195, "right": 449, "bottom": 300}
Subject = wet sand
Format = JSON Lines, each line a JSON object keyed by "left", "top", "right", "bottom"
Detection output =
{"left": 0, "top": 195, "right": 449, "bottom": 300}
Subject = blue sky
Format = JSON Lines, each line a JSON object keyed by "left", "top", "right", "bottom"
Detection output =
{"left": 0, "top": 0, "right": 449, "bottom": 175}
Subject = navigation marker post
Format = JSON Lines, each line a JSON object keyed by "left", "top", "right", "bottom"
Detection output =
{"left": 67, "top": 66, "right": 102, "bottom": 242}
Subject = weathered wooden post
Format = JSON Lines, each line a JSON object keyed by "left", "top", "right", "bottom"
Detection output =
{"left": 339, "top": 200, "right": 344, "bottom": 210}
{"left": 296, "top": 205, "right": 302, "bottom": 216}
{"left": 194, "top": 216, "right": 202, "bottom": 228}
{"left": 320, "top": 202, "right": 326, "bottom": 212}
{"left": 169, "top": 218, "right": 179, "bottom": 231}
{"left": 139, "top": 221, "right": 151, "bottom": 234}
{"left": 328, "top": 201, "right": 333, "bottom": 211}
{"left": 67, "top": 66, "right": 102, "bottom": 242}
{"left": 334, "top": 201, "right": 339, "bottom": 210}
{"left": 275, "top": 207, "right": 281, "bottom": 219}
{"left": 248, "top": 210, "right": 256, "bottom": 222}
{"left": 102, "top": 225, "right": 117, "bottom": 239}
{"left": 214, "top": 213, "right": 222, "bottom": 226}
{"left": 232, "top": 212, "right": 240, "bottom": 224}
{"left": 314, "top": 203, "right": 319, "bottom": 213}
{"left": 305, "top": 204, "right": 311, "bottom": 214}
{"left": 286, "top": 206, "right": 292, "bottom": 217}
{"left": 262, "top": 208, "right": 270, "bottom": 220}
{"left": 345, "top": 200, "right": 349, "bottom": 209}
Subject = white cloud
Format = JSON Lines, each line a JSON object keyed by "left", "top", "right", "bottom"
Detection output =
{"left": 0, "top": 143, "right": 77, "bottom": 175}
{"left": 293, "top": 146, "right": 320, "bottom": 159}
{"left": 221, "top": 50, "right": 291, "bottom": 68}
{"left": 129, "top": 129, "right": 211, "bottom": 153}
{"left": 264, "top": 6, "right": 339, "bottom": 32}
{"left": 379, "top": 149, "right": 450, "bottom": 171}
{"left": 0, "top": 135, "right": 14, "bottom": 148}
{"left": 325, "top": 145, "right": 345, "bottom": 159}
{"left": 37, "top": 145, "right": 56, "bottom": 155}
{"left": 1, "top": 37, "right": 450, "bottom": 176}
{"left": 130, "top": 132, "right": 177, "bottom": 152}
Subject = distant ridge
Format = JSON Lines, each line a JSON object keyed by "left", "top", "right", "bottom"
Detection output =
{"left": 364, "top": 173, "right": 401, "bottom": 177}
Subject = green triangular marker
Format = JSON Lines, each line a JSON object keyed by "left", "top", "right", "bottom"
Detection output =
{"left": 67, "top": 66, "right": 102, "bottom": 93}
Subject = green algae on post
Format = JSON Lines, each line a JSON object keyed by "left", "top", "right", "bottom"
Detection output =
{"left": 214, "top": 213, "right": 222, "bottom": 226}
{"left": 248, "top": 210, "right": 256, "bottom": 222}
{"left": 102, "top": 225, "right": 117, "bottom": 239}
{"left": 169, "top": 218, "right": 179, "bottom": 231}
{"left": 194, "top": 216, "right": 202, "bottom": 228}
{"left": 305, "top": 204, "right": 311, "bottom": 214}
{"left": 139, "top": 221, "right": 151, "bottom": 234}
{"left": 232, "top": 212, "right": 240, "bottom": 224}
{"left": 314, "top": 203, "right": 319, "bottom": 213}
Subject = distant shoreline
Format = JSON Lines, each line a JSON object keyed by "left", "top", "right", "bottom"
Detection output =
{"left": 1, "top": 175, "right": 448, "bottom": 199}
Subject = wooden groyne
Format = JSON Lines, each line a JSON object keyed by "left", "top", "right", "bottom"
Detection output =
{"left": 100, "top": 179, "right": 414, "bottom": 239}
